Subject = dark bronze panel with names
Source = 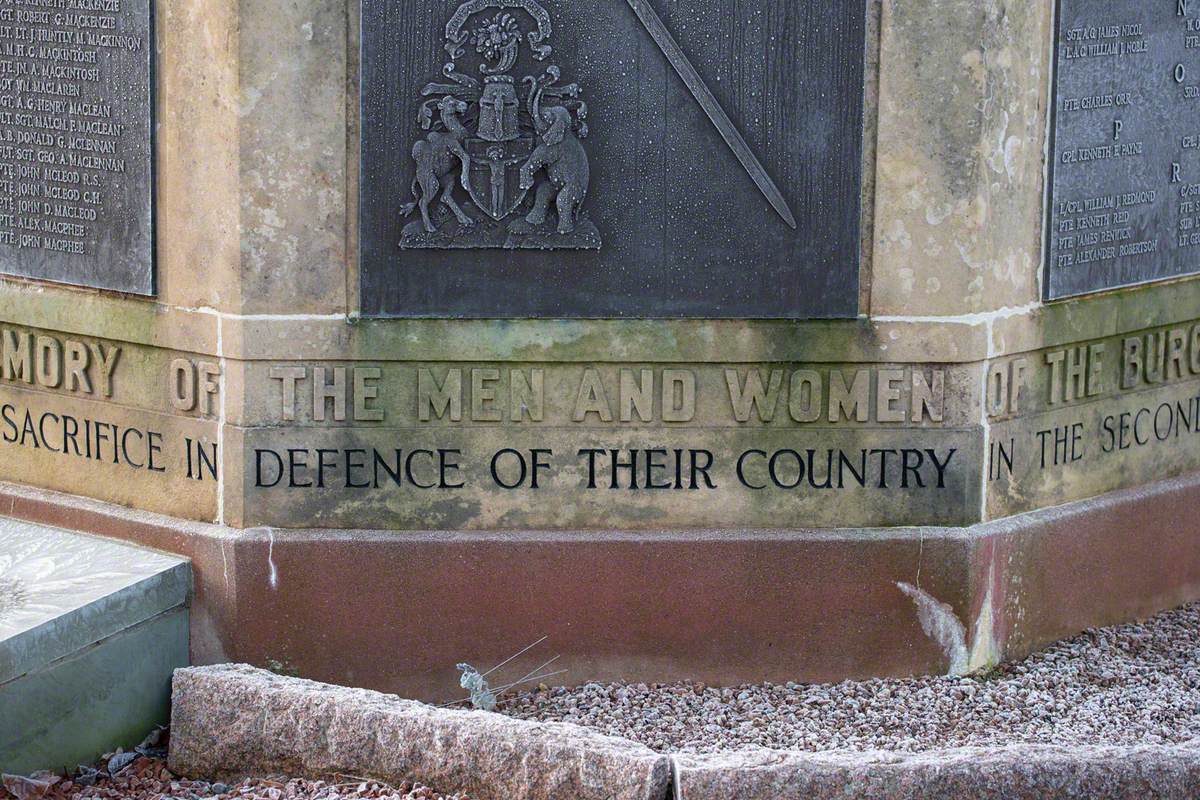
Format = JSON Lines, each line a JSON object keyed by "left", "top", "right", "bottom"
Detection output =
{"left": 359, "top": 0, "right": 864, "bottom": 319}
{"left": 1046, "top": 0, "right": 1200, "bottom": 300}
{"left": 0, "top": 0, "right": 154, "bottom": 295}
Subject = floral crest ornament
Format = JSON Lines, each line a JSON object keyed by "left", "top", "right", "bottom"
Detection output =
{"left": 472, "top": 12, "right": 521, "bottom": 73}
{"left": 398, "top": 0, "right": 600, "bottom": 250}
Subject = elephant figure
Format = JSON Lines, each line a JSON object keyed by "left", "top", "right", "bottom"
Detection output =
{"left": 513, "top": 82, "right": 590, "bottom": 235}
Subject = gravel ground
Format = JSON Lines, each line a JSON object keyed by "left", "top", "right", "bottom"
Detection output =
{"left": 502, "top": 602, "right": 1200, "bottom": 754}
{"left": 0, "top": 755, "right": 470, "bottom": 800}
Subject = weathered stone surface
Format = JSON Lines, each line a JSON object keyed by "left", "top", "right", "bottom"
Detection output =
{"left": 0, "top": 518, "right": 189, "bottom": 683}
{"left": 0, "top": 382, "right": 219, "bottom": 522}
{"left": 154, "top": 0, "right": 241, "bottom": 311}
{"left": 220, "top": 317, "right": 994, "bottom": 377}
{"left": 673, "top": 745, "right": 1200, "bottom": 800}
{"left": 984, "top": 318, "right": 1200, "bottom": 517}
{"left": 0, "top": 321, "right": 222, "bottom": 523}
{"left": 227, "top": 418, "right": 981, "bottom": 531}
{"left": 871, "top": 0, "right": 1050, "bottom": 316}
{"left": 169, "top": 665, "right": 671, "bottom": 800}
{"left": 236, "top": 0, "right": 348, "bottom": 315}
{"left": 157, "top": 0, "right": 346, "bottom": 314}
{"left": 1, "top": 0, "right": 1200, "bottom": 702}
{"left": 0, "top": 285, "right": 219, "bottom": 355}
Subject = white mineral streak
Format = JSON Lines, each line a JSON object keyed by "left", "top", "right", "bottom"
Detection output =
{"left": 265, "top": 528, "right": 279, "bottom": 589}
{"left": 968, "top": 561, "right": 1000, "bottom": 673}
{"left": 896, "top": 581, "right": 969, "bottom": 676}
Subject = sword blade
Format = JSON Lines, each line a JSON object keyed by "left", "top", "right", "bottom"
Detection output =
{"left": 624, "top": 0, "right": 797, "bottom": 230}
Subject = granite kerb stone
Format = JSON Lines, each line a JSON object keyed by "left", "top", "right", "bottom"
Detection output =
{"left": 672, "top": 744, "right": 1200, "bottom": 800}
{"left": 169, "top": 664, "right": 1200, "bottom": 800}
{"left": 167, "top": 664, "right": 672, "bottom": 800}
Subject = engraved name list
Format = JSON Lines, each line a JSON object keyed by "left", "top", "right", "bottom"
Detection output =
{"left": 0, "top": 0, "right": 153, "bottom": 293}
{"left": 1047, "top": 0, "right": 1200, "bottom": 298}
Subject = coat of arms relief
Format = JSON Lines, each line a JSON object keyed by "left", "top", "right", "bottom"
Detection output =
{"left": 399, "top": 0, "right": 601, "bottom": 250}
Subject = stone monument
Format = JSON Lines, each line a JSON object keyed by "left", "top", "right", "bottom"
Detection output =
{"left": 1, "top": 0, "right": 1199, "bottom": 700}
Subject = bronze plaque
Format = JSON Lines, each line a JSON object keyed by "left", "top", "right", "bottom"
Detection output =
{"left": 360, "top": 0, "right": 865, "bottom": 318}
{"left": 1046, "top": 0, "right": 1200, "bottom": 299}
{"left": 0, "top": 0, "right": 155, "bottom": 294}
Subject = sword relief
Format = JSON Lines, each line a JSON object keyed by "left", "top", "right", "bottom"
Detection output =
{"left": 622, "top": 0, "right": 797, "bottom": 230}
{"left": 399, "top": 0, "right": 600, "bottom": 250}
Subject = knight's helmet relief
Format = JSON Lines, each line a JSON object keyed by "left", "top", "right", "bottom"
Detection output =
{"left": 399, "top": 0, "right": 601, "bottom": 251}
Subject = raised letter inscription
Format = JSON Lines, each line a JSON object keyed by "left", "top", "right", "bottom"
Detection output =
{"left": 1046, "top": 0, "right": 1200, "bottom": 299}
{"left": 0, "top": 0, "right": 153, "bottom": 294}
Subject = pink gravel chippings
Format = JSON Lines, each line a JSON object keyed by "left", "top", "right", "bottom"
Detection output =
{"left": 503, "top": 602, "right": 1200, "bottom": 754}
{"left": 0, "top": 757, "right": 472, "bottom": 800}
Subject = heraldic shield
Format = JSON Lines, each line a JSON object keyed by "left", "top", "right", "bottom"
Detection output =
{"left": 398, "top": 0, "right": 600, "bottom": 251}
{"left": 465, "top": 138, "right": 534, "bottom": 222}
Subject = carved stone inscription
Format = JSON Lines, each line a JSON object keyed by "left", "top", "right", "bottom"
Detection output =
{"left": 240, "top": 361, "right": 977, "bottom": 530}
{"left": 986, "top": 320, "right": 1200, "bottom": 516}
{"left": 0, "top": 324, "right": 221, "bottom": 521}
{"left": 1046, "top": 0, "right": 1200, "bottom": 299}
{"left": 360, "top": 0, "right": 865, "bottom": 319}
{"left": 0, "top": 0, "right": 153, "bottom": 294}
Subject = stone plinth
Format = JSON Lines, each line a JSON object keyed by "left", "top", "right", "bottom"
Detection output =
{"left": 0, "top": 0, "right": 1197, "bottom": 702}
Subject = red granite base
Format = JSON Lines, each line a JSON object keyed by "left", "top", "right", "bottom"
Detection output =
{"left": 4, "top": 474, "right": 1199, "bottom": 702}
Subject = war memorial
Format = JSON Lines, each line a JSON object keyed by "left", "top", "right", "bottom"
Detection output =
{"left": 3, "top": 0, "right": 1200, "bottom": 794}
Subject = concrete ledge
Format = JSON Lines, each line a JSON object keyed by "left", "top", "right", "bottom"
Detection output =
{"left": 672, "top": 746, "right": 1200, "bottom": 800}
{"left": 0, "top": 518, "right": 189, "bottom": 684}
{"left": 0, "top": 519, "right": 191, "bottom": 772}
{"left": 1, "top": 608, "right": 188, "bottom": 774}
{"left": 168, "top": 664, "right": 671, "bottom": 800}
